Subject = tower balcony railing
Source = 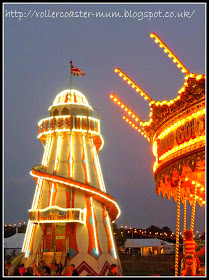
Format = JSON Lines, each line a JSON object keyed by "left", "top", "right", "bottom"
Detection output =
{"left": 37, "top": 114, "right": 100, "bottom": 140}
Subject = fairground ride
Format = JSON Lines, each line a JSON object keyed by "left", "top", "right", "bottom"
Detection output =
{"left": 109, "top": 33, "right": 205, "bottom": 276}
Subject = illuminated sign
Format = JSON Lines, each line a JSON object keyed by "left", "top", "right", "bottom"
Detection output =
{"left": 157, "top": 114, "right": 205, "bottom": 159}
{"left": 29, "top": 206, "right": 86, "bottom": 224}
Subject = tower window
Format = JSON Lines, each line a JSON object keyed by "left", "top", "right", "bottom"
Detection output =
{"left": 61, "top": 107, "right": 69, "bottom": 115}
{"left": 53, "top": 109, "right": 59, "bottom": 116}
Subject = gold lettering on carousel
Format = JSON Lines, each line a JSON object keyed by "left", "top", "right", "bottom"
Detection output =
{"left": 158, "top": 115, "right": 205, "bottom": 158}
{"left": 176, "top": 125, "right": 185, "bottom": 145}
{"left": 176, "top": 115, "right": 205, "bottom": 145}
{"left": 158, "top": 132, "right": 175, "bottom": 156}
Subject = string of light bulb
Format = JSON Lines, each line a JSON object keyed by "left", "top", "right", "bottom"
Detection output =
{"left": 150, "top": 33, "right": 189, "bottom": 74}
{"left": 114, "top": 68, "right": 153, "bottom": 101}
{"left": 110, "top": 94, "right": 144, "bottom": 125}
{"left": 122, "top": 116, "right": 150, "bottom": 141}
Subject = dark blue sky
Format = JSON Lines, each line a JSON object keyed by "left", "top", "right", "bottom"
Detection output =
{"left": 4, "top": 3, "right": 205, "bottom": 233}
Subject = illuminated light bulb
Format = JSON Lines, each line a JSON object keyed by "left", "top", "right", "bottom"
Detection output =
{"left": 132, "top": 85, "right": 135, "bottom": 88}
{"left": 128, "top": 81, "right": 131, "bottom": 84}
{"left": 138, "top": 129, "right": 141, "bottom": 132}
{"left": 190, "top": 73, "right": 194, "bottom": 77}
{"left": 117, "top": 102, "right": 120, "bottom": 105}
{"left": 192, "top": 181, "right": 195, "bottom": 184}
{"left": 119, "top": 73, "right": 122, "bottom": 76}
{"left": 164, "top": 49, "right": 168, "bottom": 53}
{"left": 136, "top": 88, "right": 140, "bottom": 92}
{"left": 182, "top": 69, "right": 186, "bottom": 73}
{"left": 196, "top": 196, "right": 198, "bottom": 199}
{"left": 132, "top": 114, "right": 135, "bottom": 118}
{"left": 173, "top": 59, "right": 177, "bottom": 63}
{"left": 140, "top": 93, "right": 144, "bottom": 96}
{"left": 155, "top": 39, "right": 159, "bottom": 43}
{"left": 201, "top": 187, "right": 204, "bottom": 191}
{"left": 123, "top": 77, "right": 127, "bottom": 80}
{"left": 135, "top": 127, "right": 138, "bottom": 130}
{"left": 184, "top": 82, "right": 188, "bottom": 86}
{"left": 177, "top": 64, "right": 181, "bottom": 68}
{"left": 190, "top": 194, "right": 193, "bottom": 197}
{"left": 150, "top": 33, "right": 154, "bottom": 38}
{"left": 128, "top": 111, "right": 131, "bottom": 115}
{"left": 126, "top": 119, "right": 128, "bottom": 122}
{"left": 114, "top": 69, "right": 118, "bottom": 72}
{"left": 125, "top": 108, "right": 128, "bottom": 111}
{"left": 144, "top": 96, "right": 148, "bottom": 100}
{"left": 129, "top": 121, "right": 132, "bottom": 124}
{"left": 121, "top": 105, "right": 124, "bottom": 108}
{"left": 110, "top": 95, "right": 114, "bottom": 98}
{"left": 159, "top": 44, "right": 163, "bottom": 48}
{"left": 135, "top": 118, "right": 138, "bottom": 121}
{"left": 123, "top": 116, "right": 126, "bottom": 119}
{"left": 132, "top": 124, "right": 135, "bottom": 127}
{"left": 199, "top": 198, "right": 202, "bottom": 201}
{"left": 203, "top": 201, "right": 205, "bottom": 204}
{"left": 168, "top": 54, "right": 172, "bottom": 58}
{"left": 114, "top": 98, "right": 117, "bottom": 102}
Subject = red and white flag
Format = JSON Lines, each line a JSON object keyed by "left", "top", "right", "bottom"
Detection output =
{"left": 70, "top": 61, "right": 85, "bottom": 77}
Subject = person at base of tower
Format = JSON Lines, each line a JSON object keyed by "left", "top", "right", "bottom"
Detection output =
{"left": 71, "top": 264, "right": 79, "bottom": 276}
{"left": 19, "top": 263, "right": 26, "bottom": 276}
{"left": 107, "top": 264, "right": 119, "bottom": 276}
{"left": 5, "top": 261, "right": 14, "bottom": 276}
{"left": 61, "top": 266, "right": 74, "bottom": 276}
{"left": 180, "top": 229, "right": 200, "bottom": 276}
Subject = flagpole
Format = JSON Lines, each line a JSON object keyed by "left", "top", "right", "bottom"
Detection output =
{"left": 70, "top": 60, "right": 73, "bottom": 93}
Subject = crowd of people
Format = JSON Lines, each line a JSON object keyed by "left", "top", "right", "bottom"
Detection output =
{"left": 4, "top": 260, "right": 80, "bottom": 276}
{"left": 4, "top": 259, "right": 120, "bottom": 276}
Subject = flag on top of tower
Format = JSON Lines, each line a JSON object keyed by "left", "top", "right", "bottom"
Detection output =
{"left": 70, "top": 61, "right": 85, "bottom": 77}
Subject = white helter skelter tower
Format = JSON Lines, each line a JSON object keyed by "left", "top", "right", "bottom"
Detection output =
{"left": 22, "top": 89, "right": 122, "bottom": 275}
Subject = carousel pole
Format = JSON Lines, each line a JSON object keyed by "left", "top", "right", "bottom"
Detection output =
{"left": 190, "top": 183, "right": 198, "bottom": 232}
{"left": 175, "top": 178, "right": 181, "bottom": 277}
{"left": 183, "top": 197, "right": 187, "bottom": 255}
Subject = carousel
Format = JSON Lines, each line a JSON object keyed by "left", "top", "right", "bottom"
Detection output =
{"left": 110, "top": 33, "right": 205, "bottom": 276}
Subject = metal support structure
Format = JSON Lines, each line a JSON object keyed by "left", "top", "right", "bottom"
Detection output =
{"left": 175, "top": 178, "right": 181, "bottom": 277}
{"left": 183, "top": 197, "right": 187, "bottom": 255}
{"left": 191, "top": 183, "right": 198, "bottom": 232}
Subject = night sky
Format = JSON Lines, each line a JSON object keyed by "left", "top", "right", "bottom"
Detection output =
{"left": 4, "top": 3, "right": 205, "bottom": 233}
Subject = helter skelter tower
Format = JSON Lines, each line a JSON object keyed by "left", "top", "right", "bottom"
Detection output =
{"left": 22, "top": 88, "right": 122, "bottom": 276}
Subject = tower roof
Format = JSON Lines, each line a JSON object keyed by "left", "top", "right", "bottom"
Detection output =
{"left": 52, "top": 89, "right": 92, "bottom": 108}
